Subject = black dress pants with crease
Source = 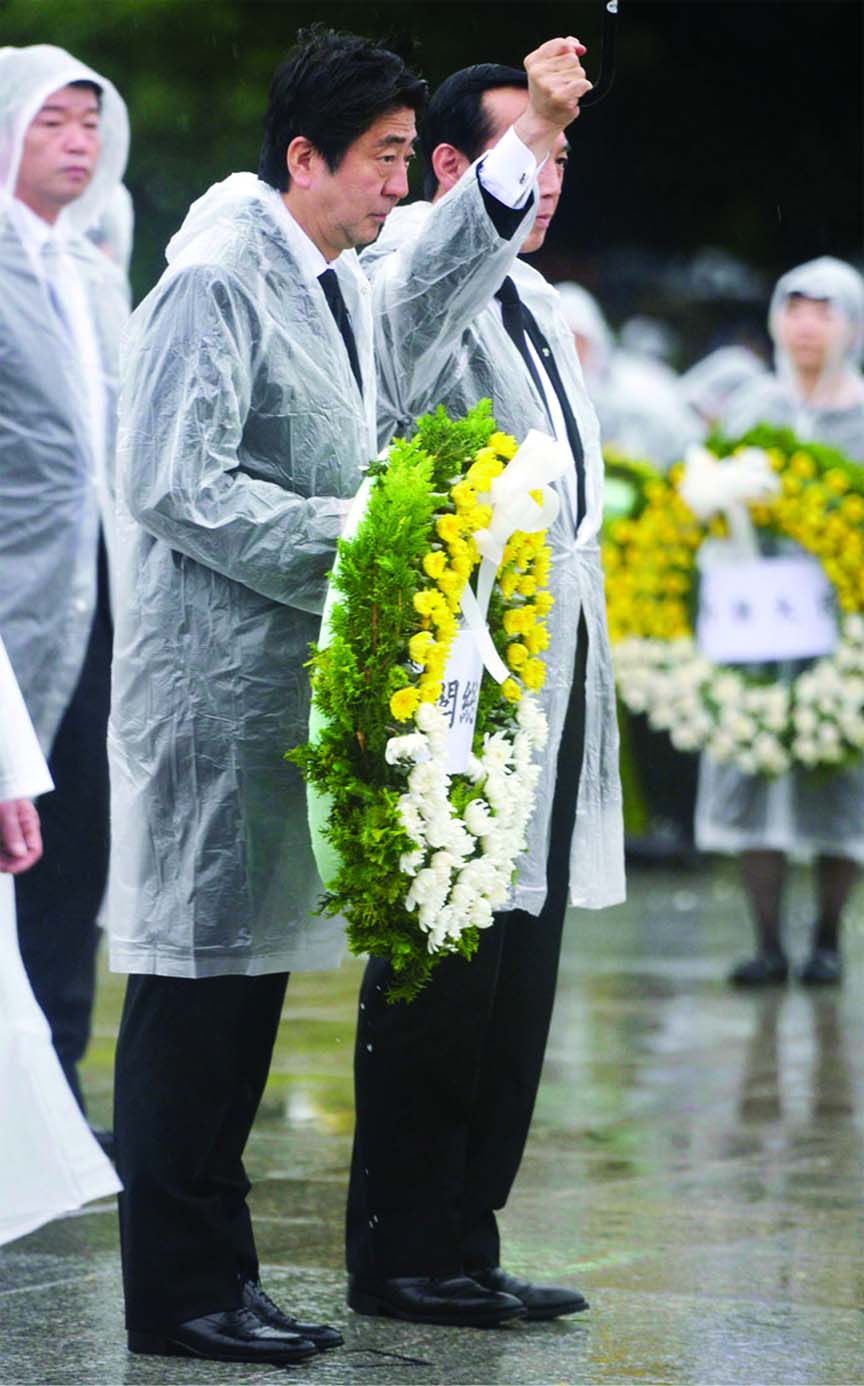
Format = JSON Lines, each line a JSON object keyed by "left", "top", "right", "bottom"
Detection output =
{"left": 113, "top": 971, "right": 288, "bottom": 1332}
{"left": 346, "top": 616, "right": 588, "bottom": 1278}
{"left": 15, "top": 541, "right": 112, "bottom": 1112}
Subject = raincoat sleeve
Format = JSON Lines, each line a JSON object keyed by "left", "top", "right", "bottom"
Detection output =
{"left": 0, "top": 637, "right": 53, "bottom": 804}
{"left": 370, "top": 166, "right": 536, "bottom": 440}
{"left": 119, "top": 265, "right": 347, "bottom": 608}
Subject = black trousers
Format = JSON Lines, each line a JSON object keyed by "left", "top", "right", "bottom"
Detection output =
{"left": 15, "top": 542, "right": 112, "bottom": 1112}
{"left": 113, "top": 971, "right": 289, "bottom": 1332}
{"left": 346, "top": 616, "right": 588, "bottom": 1278}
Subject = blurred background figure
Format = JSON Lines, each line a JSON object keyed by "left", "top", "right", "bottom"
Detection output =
{"left": 0, "top": 631, "right": 120, "bottom": 1246}
{"left": 679, "top": 344, "right": 768, "bottom": 432}
{"left": 86, "top": 181, "right": 134, "bottom": 274}
{"left": 558, "top": 280, "right": 701, "bottom": 468}
{"left": 0, "top": 45, "right": 130, "bottom": 1134}
{"left": 696, "top": 256, "right": 864, "bottom": 988}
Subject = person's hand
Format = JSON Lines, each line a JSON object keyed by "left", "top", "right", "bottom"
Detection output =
{"left": 516, "top": 37, "right": 593, "bottom": 157}
{"left": 0, "top": 798, "right": 43, "bottom": 874}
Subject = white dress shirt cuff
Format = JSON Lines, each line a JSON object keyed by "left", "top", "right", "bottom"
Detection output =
{"left": 477, "top": 124, "right": 544, "bottom": 210}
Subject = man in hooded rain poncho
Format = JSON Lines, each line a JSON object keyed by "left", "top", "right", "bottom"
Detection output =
{"left": 697, "top": 256, "right": 864, "bottom": 988}
{"left": 0, "top": 45, "right": 129, "bottom": 1121}
{"left": 345, "top": 48, "right": 626, "bottom": 1327}
{"left": 108, "top": 27, "right": 429, "bottom": 1369}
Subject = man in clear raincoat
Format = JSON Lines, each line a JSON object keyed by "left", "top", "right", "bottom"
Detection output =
{"left": 697, "top": 257, "right": 864, "bottom": 987}
{"left": 346, "top": 49, "right": 625, "bottom": 1326}
{"left": 0, "top": 46, "right": 129, "bottom": 1115}
{"left": 108, "top": 28, "right": 426, "bottom": 1368}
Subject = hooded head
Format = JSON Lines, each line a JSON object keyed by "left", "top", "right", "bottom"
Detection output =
{"left": 556, "top": 281, "right": 614, "bottom": 383}
{"left": 0, "top": 44, "right": 129, "bottom": 233}
{"left": 769, "top": 256, "right": 864, "bottom": 397}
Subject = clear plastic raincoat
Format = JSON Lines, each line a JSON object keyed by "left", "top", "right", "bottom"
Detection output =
{"left": 366, "top": 181, "right": 625, "bottom": 912}
{"left": 696, "top": 257, "right": 864, "bottom": 861}
{"left": 0, "top": 46, "right": 129, "bottom": 752}
{"left": 108, "top": 175, "right": 378, "bottom": 977}
{"left": 0, "top": 634, "right": 121, "bottom": 1244}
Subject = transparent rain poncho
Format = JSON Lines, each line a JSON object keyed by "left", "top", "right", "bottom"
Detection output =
{"left": 557, "top": 280, "right": 702, "bottom": 469}
{"left": 0, "top": 633, "right": 121, "bottom": 1245}
{"left": 107, "top": 175, "right": 377, "bottom": 977}
{"left": 0, "top": 46, "right": 129, "bottom": 751}
{"left": 724, "top": 256, "right": 864, "bottom": 456}
{"left": 366, "top": 179, "right": 625, "bottom": 912}
{"left": 696, "top": 257, "right": 864, "bottom": 862}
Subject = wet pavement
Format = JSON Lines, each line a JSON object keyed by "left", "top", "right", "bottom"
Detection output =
{"left": 2, "top": 860, "right": 864, "bottom": 1385}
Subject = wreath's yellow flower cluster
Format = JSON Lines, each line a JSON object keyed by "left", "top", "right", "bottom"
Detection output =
{"left": 389, "top": 429, "right": 553, "bottom": 721}
{"left": 603, "top": 473, "right": 702, "bottom": 642}
{"left": 748, "top": 450, "right": 864, "bottom": 613}
{"left": 496, "top": 528, "right": 553, "bottom": 698}
{"left": 603, "top": 445, "right": 864, "bottom": 645}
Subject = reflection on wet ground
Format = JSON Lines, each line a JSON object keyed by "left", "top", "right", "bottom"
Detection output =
{"left": 2, "top": 861, "right": 864, "bottom": 1384}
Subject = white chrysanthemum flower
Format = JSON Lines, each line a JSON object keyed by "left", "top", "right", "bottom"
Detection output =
{"left": 385, "top": 732, "right": 430, "bottom": 765}
{"left": 399, "top": 848, "right": 424, "bottom": 877}
{"left": 464, "top": 798, "right": 495, "bottom": 836}
{"left": 397, "top": 795, "right": 425, "bottom": 842}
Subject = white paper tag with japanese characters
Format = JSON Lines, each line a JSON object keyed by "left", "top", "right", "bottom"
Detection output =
{"left": 697, "top": 555, "right": 837, "bottom": 663}
{"left": 437, "top": 629, "right": 484, "bottom": 772}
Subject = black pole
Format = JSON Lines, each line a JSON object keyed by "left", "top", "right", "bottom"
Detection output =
{"left": 580, "top": 0, "right": 618, "bottom": 107}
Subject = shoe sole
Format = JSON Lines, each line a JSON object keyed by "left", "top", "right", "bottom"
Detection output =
{"left": 521, "top": 1299, "right": 590, "bottom": 1321}
{"left": 127, "top": 1331, "right": 317, "bottom": 1363}
{"left": 347, "top": 1292, "right": 524, "bottom": 1328}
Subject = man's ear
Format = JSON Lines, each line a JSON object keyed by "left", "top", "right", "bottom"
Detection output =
{"left": 285, "top": 135, "right": 321, "bottom": 190}
{"left": 431, "top": 142, "right": 471, "bottom": 196}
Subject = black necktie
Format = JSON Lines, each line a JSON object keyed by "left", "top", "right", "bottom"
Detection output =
{"left": 495, "top": 276, "right": 586, "bottom": 524}
{"left": 318, "top": 268, "right": 363, "bottom": 396}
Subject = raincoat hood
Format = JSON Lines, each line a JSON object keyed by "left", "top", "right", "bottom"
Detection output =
{"left": 555, "top": 280, "right": 614, "bottom": 380}
{"left": 0, "top": 44, "right": 129, "bottom": 233}
{"left": 770, "top": 256, "right": 864, "bottom": 369}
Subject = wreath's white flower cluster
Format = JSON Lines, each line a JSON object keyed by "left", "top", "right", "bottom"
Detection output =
{"left": 614, "top": 614, "right": 864, "bottom": 776}
{"left": 385, "top": 696, "right": 548, "bottom": 953}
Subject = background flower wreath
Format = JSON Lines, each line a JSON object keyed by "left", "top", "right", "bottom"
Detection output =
{"left": 603, "top": 427, "right": 864, "bottom": 777}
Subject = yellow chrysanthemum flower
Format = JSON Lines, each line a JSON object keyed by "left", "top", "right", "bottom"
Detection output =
{"left": 522, "top": 658, "right": 546, "bottom": 690}
{"left": 408, "top": 631, "right": 434, "bottom": 665}
{"left": 436, "top": 513, "right": 462, "bottom": 544}
{"left": 506, "top": 642, "right": 529, "bottom": 671}
{"left": 488, "top": 431, "right": 518, "bottom": 459}
{"left": 501, "top": 677, "right": 522, "bottom": 703}
{"left": 422, "top": 550, "right": 447, "bottom": 580}
{"left": 390, "top": 686, "right": 421, "bottom": 721}
{"left": 451, "top": 480, "right": 476, "bottom": 510}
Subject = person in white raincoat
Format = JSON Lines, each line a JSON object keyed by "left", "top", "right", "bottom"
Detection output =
{"left": 109, "top": 28, "right": 426, "bottom": 1368}
{"left": 346, "top": 48, "right": 625, "bottom": 1328}
{"left": 0, "top": 634, "right": 120, "bottom": 1248}
{"left": 556, "top": 279, "right": 702, "bottom": 468}
{"left": 696, "top": 257, "right": 864, "bottom": 986}
{"left": 0, "top": 46, "right": 129, "bottom": 1117}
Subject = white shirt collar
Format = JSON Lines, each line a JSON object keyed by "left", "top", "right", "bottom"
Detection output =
{"left": 270, "top": 197, "right": 330, "bottom": 281}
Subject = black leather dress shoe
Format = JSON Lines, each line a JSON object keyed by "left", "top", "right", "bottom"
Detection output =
{"left": 728, "top": 951, "right": 789, "bottom": 987}
{"left": 347, "top": 1273, "right": 524, "bottom": 1327}
{"left": 798, "top": 948, "right": 842, "bottom": 986}
{"left": 469, "top": 1266, "right": 589, "bottom": 1320}
{"left": 241, "top": 1277, "right": 343, "bottom": 1350}
{"left": 127, "top": 1307, "right": 318, "bottom": 1363}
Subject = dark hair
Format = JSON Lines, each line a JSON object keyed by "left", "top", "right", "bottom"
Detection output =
{"left": 68, "top": 78, "right": 103, "bottom": 109}
{"left": 258, "top": 24, "right": 427, "bottom": 191}
{"left": 419, "top": 63, "right": 527, "bottom": 199}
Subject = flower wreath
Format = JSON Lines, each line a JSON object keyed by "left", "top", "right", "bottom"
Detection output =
{"left": 603, "top": 426, "right": 864, "bottom": 777}
{"left": 289, "top": 401, "right": 559, "bottom": 1001}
